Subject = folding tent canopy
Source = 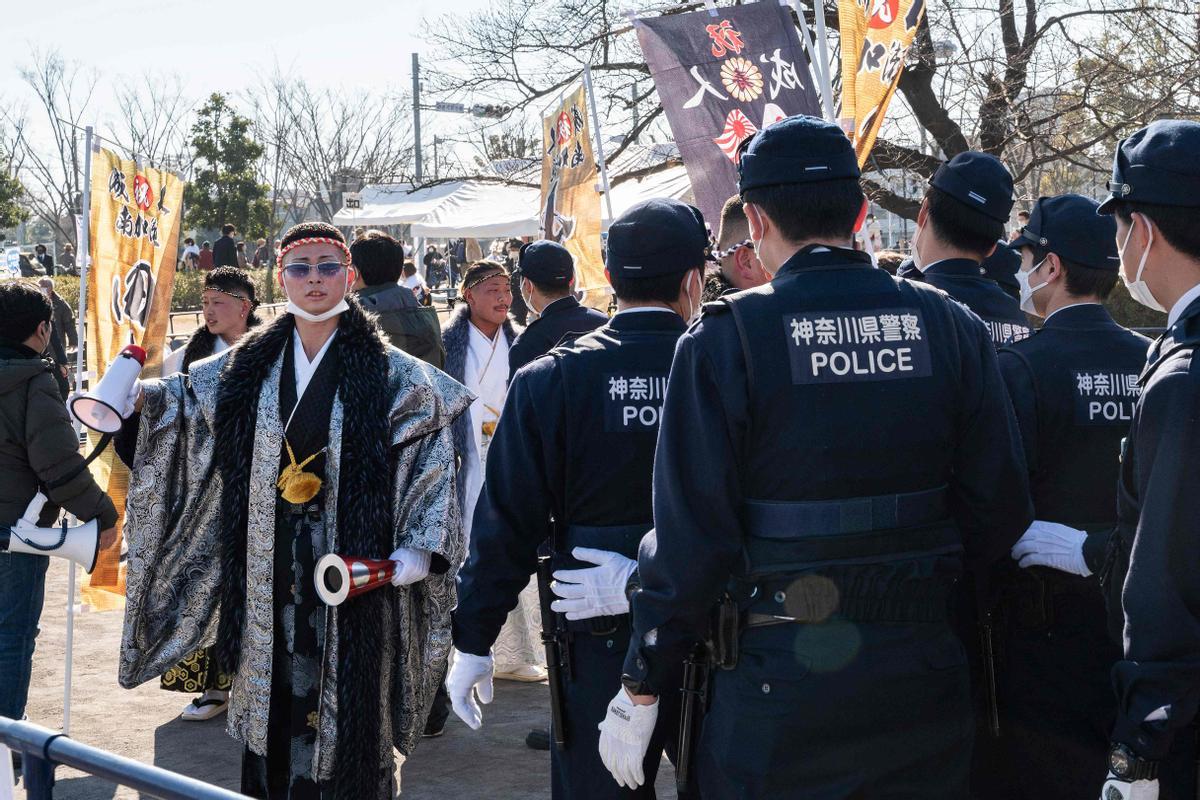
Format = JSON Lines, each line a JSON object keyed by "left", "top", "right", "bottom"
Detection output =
{"left": 331, "top": 182, "right": 464, "bottom": 227}
{"left": 603, "top": 165, "right": 692, "bottom": 229}
{"left": 410, "top": 181, "right": 541, "bottom": 239}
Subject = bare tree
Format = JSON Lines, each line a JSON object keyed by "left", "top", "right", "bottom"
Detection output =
{"left": 108, "top": 73, "right": 194, "bottom": 175}
{"left": 246, "top": 71, "right": 417, "bottom": 225}
{"left": 1, "top": 50, "right": 97, "bottom": 246}
{"left": 423, "top": 1, "right": 1200, "bottom": 217}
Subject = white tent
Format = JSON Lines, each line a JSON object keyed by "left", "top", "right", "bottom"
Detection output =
{"left": 604, "top": 165, "right": 692, "bottom": 229}
{"left": 410, "top": 182, "right": 541, "bottom": 239}
{"left": 331, "top": 182, "right": 464, "bottom": 227}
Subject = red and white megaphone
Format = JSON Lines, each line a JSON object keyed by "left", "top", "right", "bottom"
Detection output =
{"left": 314, "top": 553, "right": 396, "bottom": 606}
{"left": 1, "top": 492, "right": 100, "bottom": 573}
{"left": 70, "top": 344, "right": 146, "bottom": 433}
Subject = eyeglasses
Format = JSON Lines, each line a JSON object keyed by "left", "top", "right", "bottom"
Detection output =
{"left": 282, "top": 262, "right": 345, "bottom": 280}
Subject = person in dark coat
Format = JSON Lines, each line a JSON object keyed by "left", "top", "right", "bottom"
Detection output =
{"left": 34, "top": 244, "right": 55, "bottom": 276}
{"left": 212, "top": 224, "right": 238, "bottom": 268}
{"left": 351, "top": 230, "right": 445, "bottom": 368}
{"left": 508, "top": 240, "right": 607, "bottom": 375}
{"left": 903, "top": 153, "right": 1032, "bottom": 347}
{"left": 505, "top": 238, "right": 531, "bottom": 326}
{"left": 993, "top": 194, "right": 1158, "bottom": 800}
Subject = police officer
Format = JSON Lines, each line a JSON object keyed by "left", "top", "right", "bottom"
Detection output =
{"left": 447, "top": 198, "right": 708, "bottom": 798}
{"left": 905, "top": 152, "right": 1033, "bottom": 347}
{"left": 508, "top": 240, "right": 608, "bottom": 374}
{"left": 993, "top": 194, "right": 1151, "bottom": 799}
{"left": 597, "top": 116, "right": 1033, "bottom": 797}
{"left": 1041, "top": 120, "right": 1200, "bottom": 800}
{"left": 981, "top": 241, "right": 1021, "bottom": 302}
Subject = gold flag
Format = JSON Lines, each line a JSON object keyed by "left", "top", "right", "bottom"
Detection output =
{"left": 83, "top": 146, "right": 184, "bottom": 609}
{"left": 838, "top": 0, "right": 926, "bottom": 166}
{"left": 539, "top": 84, "right": 607, "bottom": 307}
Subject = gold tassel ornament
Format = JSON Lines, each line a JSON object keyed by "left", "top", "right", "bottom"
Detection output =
{"left": 277, "top": 439, "right": 325, "bottom": 503}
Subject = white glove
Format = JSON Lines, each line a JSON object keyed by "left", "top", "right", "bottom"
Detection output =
{"left": 388, "top": 547, "right": 431, "bottom": 586}
{"left": 446, "top": 649, "right": 494, "bottom": 730}
{"left": 598, "top": 688, "right": 658, "bottom": 789}
{"left": 1100, "top": 775, "right": 1159, "bottom": 800}
{"left": 123, "top": 378, "right": 143, "bottom": 418}
{"left": 1010, "top": 520, "right": 1091, "bottom": 577}
{"left": 551, "top": 547, "right": 637, "bottom": 620}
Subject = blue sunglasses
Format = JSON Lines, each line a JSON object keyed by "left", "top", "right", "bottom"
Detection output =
{"left": 282, "top": 261, "right": 345, "bottom": 279}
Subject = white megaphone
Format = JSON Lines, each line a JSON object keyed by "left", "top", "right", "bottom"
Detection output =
{"left": 1, "top": 492, "right": 100, "bottom": 573}
{"left": 70, "top": 344, "right": 146, "bottom": 433}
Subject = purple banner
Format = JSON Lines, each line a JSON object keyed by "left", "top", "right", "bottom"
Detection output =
{"left": 636, "top": 3, "right": 820, "bottom": 227}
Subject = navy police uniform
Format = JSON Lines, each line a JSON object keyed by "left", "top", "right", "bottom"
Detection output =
{"left": 623, "top": 117, "right": 1034, "bottom": 798}
{"left": 909, "top": 154, "right": 1032, "bottom": 347}
{"left": 994, "top": 194, "right": 1151, "bottom": 799}
{"left": 508, "top": 241, "right": 608, "bottom": 375}
{"left": 453, "top": 200, "right": 705, "bottom": 798}
{"left": 1096, "top": 120, "right": 1200, "bottom": 796}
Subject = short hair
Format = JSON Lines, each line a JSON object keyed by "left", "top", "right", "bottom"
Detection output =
{"left": 402, "top": 262, "right": 416, "bottom": 277}
{"left": 1027, "top": 245, "right": 1120, "bottom": 300}
{"left": 609, "top": 266, "right": 698, "bottom": 304}
{"left": 506, "top": 238, "right": 524, "bottom": 250}
{"left": 717, "top": 195, "right": 749, "bottom": 250}
{"left": 184, "top": 237, "right": 195, "bottom": 246}
{"left": 461, "top": 260, "right": 509, "bottom": 291}
{"left": 874, "top": 250, "right": 906, "bottom": 275}
{"left": 0, "top": 281, "right": 53, "bottom": 343}
{"left": 349, "top": 229, "right": 403, "bottom": 285}
{"left": 280, "top": 221, "right": 345, "bottom": 250}
{"left": 526, "top": 276, "right": 572, "bottom": 299}
{"left": 1111, "top": 200, "right": 1200, "bottom": 262}
{"left": 221, "top": 224, "right": 236, "bottom": 235}
{"left": 741, "top": 178, "right": 864, "bottom": 243}
{"left": 924, "top": 187, "right": 1004, "bottom": 257}
{"left": 205, "top": 266, "right": 259, "bottom": 305}
{"left": 1017, "top": 210, "right": 1030, "bottom": 220}
{"left": 202, "top": 241, "right": 211, "bottom": 248}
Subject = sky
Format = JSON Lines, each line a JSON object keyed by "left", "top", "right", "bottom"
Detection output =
{"left": 1, "top": 0, "right": 490, "bottom": 149}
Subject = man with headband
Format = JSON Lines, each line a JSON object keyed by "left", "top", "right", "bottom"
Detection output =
{"left": 117, "top": 221, "right": 472, "bottom": 798}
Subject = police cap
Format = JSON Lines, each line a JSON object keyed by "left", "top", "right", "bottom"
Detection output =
{"left": 516, "top": 240, "right": 574, "bottom": 285}
{"left": 929, "top": 152, "right": 1014, "bottom": 223}
{"left": 737, "top": 115, "right": 860, "bottom": 194}
{"left": 1098, "top": 119, "right": 1200, "bottom": 214}
{"left": 981, "top": 241, "right": 1020, "bottom": 295}
{"left": 1008, "top": 194, "right": 1119, "bottom": 272}
{"left": 606, "top": 198, "right": 710, "bottom": 279}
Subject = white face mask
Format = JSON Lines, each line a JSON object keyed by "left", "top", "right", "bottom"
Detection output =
{"left": 1015, "top": 259, "right": 1048, "bottom": 316}
{"left": 910, "top": 223, "right": 925, "bottom": 271}
{"left": 1118, "top": 215, "right": 1164, "bottom": 312}
{"left": 284, "top": 275, "right": 351, "bottom": 322}
{"left": 686, "top": 269, "right": 702, "bottom": 325}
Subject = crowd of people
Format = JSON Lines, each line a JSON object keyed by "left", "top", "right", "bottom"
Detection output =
{"left": 1, "top": 113, "right": 1199, "bottom": 800}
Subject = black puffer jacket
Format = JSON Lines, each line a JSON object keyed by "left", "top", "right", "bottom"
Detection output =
{"left": 0, "top": 341, "right": 117, "bottom": 528}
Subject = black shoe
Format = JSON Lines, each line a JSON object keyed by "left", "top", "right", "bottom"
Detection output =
{"left": 525, "top": 727, "right": 550, "bottom": 751}
{"left": 11, "top": 750, "right": 21, "bottom": 783}
{"left": 422, "top": 720, "right": 446, "bottom": 738}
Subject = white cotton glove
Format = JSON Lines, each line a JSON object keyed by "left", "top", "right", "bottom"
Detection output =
{"left": 123, "top": 378, "right": 143, "bottom": 418}
{"left": 446, "top": 649, "right": 494, "bottom": 730}
{"left": 1010, "top": 520, "right": 1091, "bottom": 577}
{"left": 388, "top": 547, "right": 432, "bottom": 586}
{"left": 598, "top": 688, "right": 658, "bottom": 790}
{"left": 1100, "top": 775, "right": 1159, "bottom": 800}
{"left": 550, "top": 547, "right": 638, "bottom": 620}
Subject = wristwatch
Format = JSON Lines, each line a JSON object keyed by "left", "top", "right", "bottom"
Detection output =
{"left": 1108, "top": 743, "right": 1159, "bottom": 781}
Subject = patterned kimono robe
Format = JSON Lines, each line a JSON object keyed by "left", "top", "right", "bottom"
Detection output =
{"left": 118, "top": 306, "right": 472, "bottom": 798}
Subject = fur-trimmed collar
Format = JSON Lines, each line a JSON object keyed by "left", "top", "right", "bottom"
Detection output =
{"left": 211, "top": 297, "right": 393, "bottom": 796}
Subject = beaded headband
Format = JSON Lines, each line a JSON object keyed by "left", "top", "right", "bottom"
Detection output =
{"left": 715, "top": 239, "right": 753, "bottom": 260}
{"left": 276, "top": 236, "right": 352, "bottom": 268}
{"left": 463, "top": 266, "right": 509, "bottom": 290}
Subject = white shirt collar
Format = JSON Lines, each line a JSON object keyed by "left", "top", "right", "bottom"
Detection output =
{"left": 614, "top": 307, "right": 675, "bottom": 317}
{"left": 214, "top": 336, "right": 231, "bottom": 354}
{"left": 1043, "top": 301, "right": 1100, "bottom": 323}
{"left": 1167, "top": 282, "right": 1200, "bottom": 328}
{"left": 292, "top": 328, "right": 337, "bottom": 405}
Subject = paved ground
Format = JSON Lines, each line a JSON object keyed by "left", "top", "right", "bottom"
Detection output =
{"left": 15, "top": 560, "right": 678, "bottom": 798}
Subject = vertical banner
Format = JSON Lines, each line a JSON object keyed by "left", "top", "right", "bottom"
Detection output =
{"left": 540, "top": 84, "right": 606, "bottom": 300}
{"left": 84, "top": 147, "right": 184, "bottom": 609}
{"left": 635, "top": 3, "right": 820, "bottom": 226}
{"left": 838, "top": 0, "right": 926, "bottom": 166}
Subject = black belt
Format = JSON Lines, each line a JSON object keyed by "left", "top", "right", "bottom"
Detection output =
{"left": 739, "top": 573, "right": 955, "bottom": 625}
{"left": 743, "top": 486, "right": 950, "bottom": 537}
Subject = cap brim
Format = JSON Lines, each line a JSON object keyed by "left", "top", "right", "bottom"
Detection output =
{"left": 1005, "top": 232, "right": 1038, "bottom": 250}
{"left": 1096, "top": 195, "right": 1119, "bottom": 215}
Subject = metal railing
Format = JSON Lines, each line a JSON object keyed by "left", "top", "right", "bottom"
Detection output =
{"left": 1, "top": 717, "right": 247, "bottom": 799}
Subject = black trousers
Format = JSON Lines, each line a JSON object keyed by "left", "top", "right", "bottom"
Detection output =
{"left": 550, "top": 620, "right": 686, "bottom": 799}
{"left": 698, "top": 620, "right": 972, "bottom": 799}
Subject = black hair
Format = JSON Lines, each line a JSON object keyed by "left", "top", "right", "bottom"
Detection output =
{"left": 461, "top": 260, "right": 510, "bottom": 291}
{"left": 0, "top": 280, "right": 53, "bottom": 344}
{"left": 349, "top": 230, "right": 403, "bottom": 285}
{"left": 184, "top": 237, "right": 195, "bottom": 246}
{"left": 1112, "top": 200, "right": 1200, "bottom": 262}
{"left": 205, "top": 266, "right": 260, "bottom": 311}
{"left": 202, "top": 241, "right": 211, "bottom": 248}
{"left": 525, "top": 276, "right": 572, "bottom": 298}
{"left": 221, "top": 223, "right": 236, "bottom": 235}
{"left": 280, "top": 221, "right": 345, "bottom": 250}
{"left": 924, "top": 187, "right": 1005, "bottom": 257}
{"left": 506, "top": 238, "right": 524, "bottom": 250}
{"left": 741, "top": 178, "right": 863, "bottom": 243}
{"left": 402, "top": 261, "right": 417, "bottom": 277}
{"left": 1027, "top": 245, "right": 1120, "bottom": 300}
{"left": 609, "top": 266, "right": 699, "bottom": 304}
{"left": 718, "top": 195, "right": 748, "bottom": 250}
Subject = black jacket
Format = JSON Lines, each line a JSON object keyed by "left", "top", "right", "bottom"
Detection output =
{"left": 507, "top": 295, "right": 608, "bottom": 375}
{"left": 212, "top": 235, "right": 238, "bottom": 268}
{"left": 356, "top": 283, "right": 445, "bottom": 369}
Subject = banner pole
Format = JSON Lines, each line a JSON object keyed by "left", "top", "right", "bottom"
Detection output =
{"left": 62, "top": 126, "right": 94, "bottom": 737}
{"left": 810, "top": 1, "right": 838, "bottom": 121}
{"left": 787, "top": 0, "right": 829, "bottom": 114}
{"left": 582, "top": 66, "right": 615, "bottom": 225}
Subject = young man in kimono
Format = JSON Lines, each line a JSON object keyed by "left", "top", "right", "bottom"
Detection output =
{"left": 117, "top": 221, "right": 472, "bottom": 799}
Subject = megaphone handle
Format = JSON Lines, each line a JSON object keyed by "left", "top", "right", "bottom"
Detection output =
{"left": 21, "top": 492, "right": 49, "bottom": 527}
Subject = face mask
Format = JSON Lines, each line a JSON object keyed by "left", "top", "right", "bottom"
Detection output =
{"left": 686, "top": 270, "right": 702, "bottom": 325}
{"left": 910, "top": 224, "right": 924, "bottom": 271}
{"left": 1118, "top": 215, "right": 1164, "bottom": 312}
{"left": 284, "top": 275, "right": 351, "bottom": 322}
{"left": 1016, "top": 260, "right": 1048, "bottom": 316}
